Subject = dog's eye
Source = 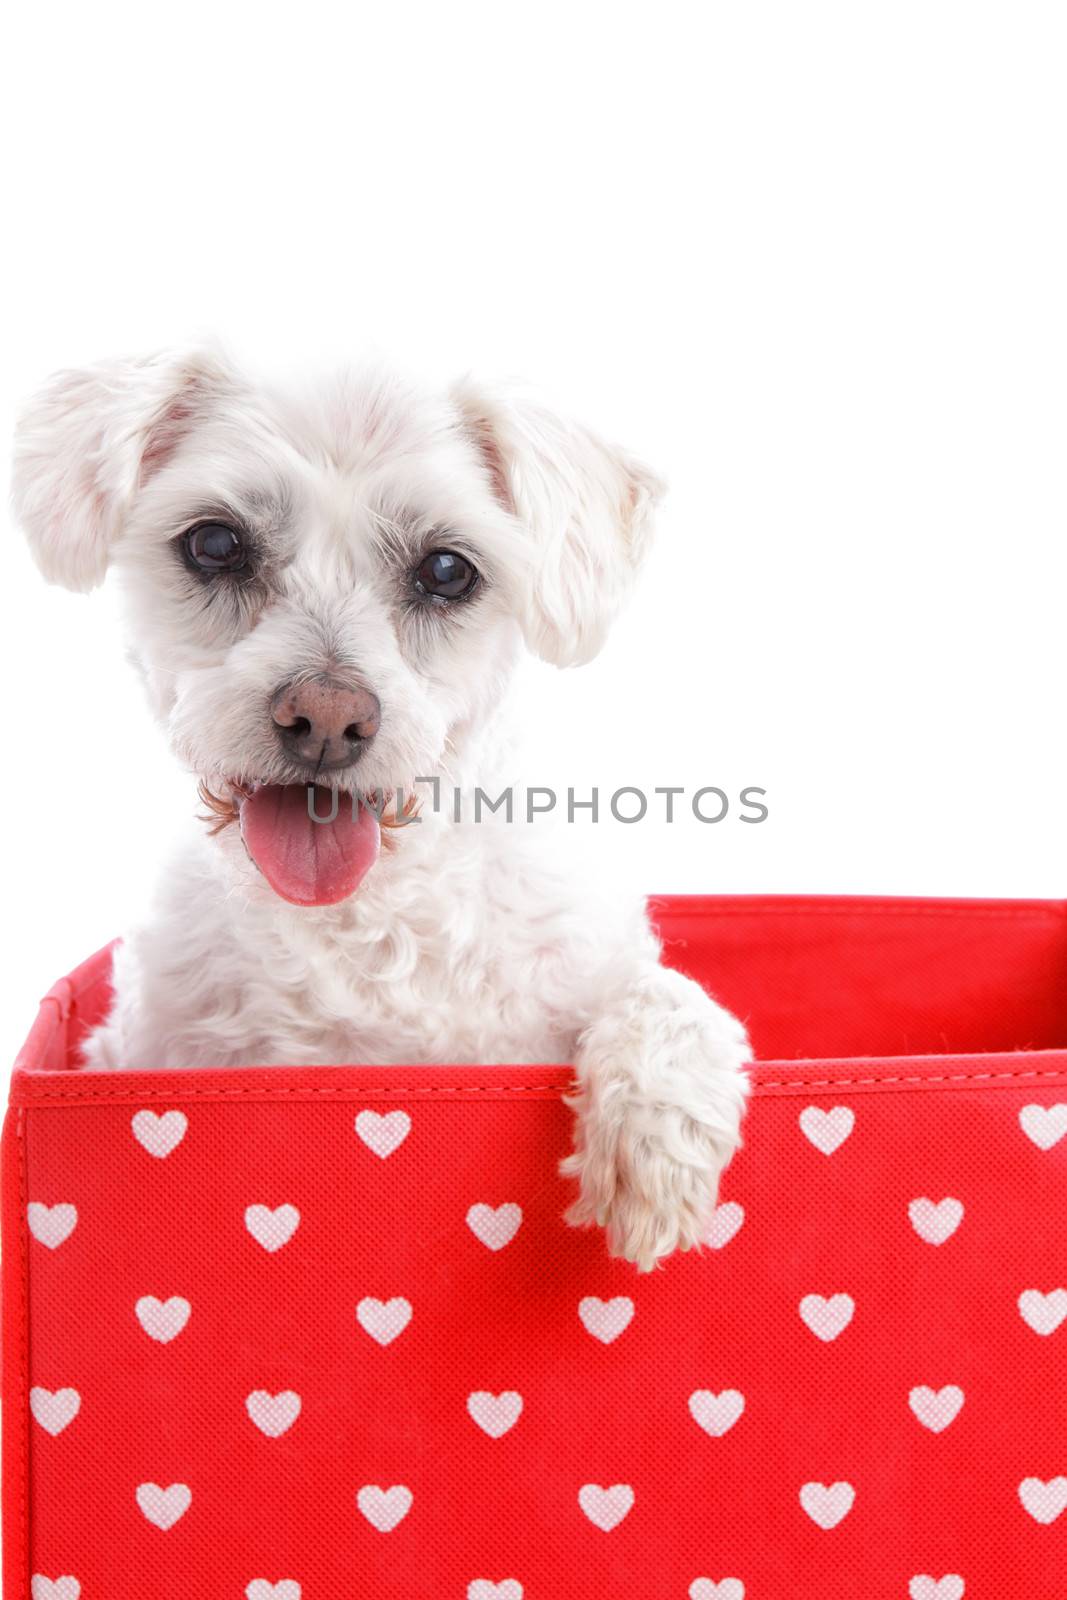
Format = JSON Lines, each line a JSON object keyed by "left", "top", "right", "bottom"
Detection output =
{"left": 413, "top": 549, "right": 479, "bottom": 601}
{"left": 183, "top": 521, "right": 248, "bottom": 574}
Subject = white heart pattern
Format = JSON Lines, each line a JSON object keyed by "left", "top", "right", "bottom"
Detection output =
{"left": 705, "top": 1201, "right": 745, "bottom": 1250}
{"left": 357, "top": 1485, "right": 413, "bottom": 1532}
{"left": 136, "top": 1483, "right": 191, "bottom": 1530}
{"left": 799, "top": 1105, "right": 855, "bottom": 1155}
{"left": 1018, "top": 1476, "right": 1067, "bottom": 1523}
{"left": 247, "top": 1585, "right": 301, "bottom": 1600}
{"left": 245, "top": 1204, "right": 301, "bottom": 1253}
{"left": 1019, "top": 1104, "right": 1067, "bottom": 1149}
{"left": 131, "top": 1110, "right": 188, "bottom": 1159}
{"left": 799, "top": 1481, "right": 855, "bottom": 1528}
{"left": 1018, "top": 1288, "right": 1067, "bottom": 1336}
{"left": 467, "top": 1391, "right": 523, "bottom": 1438}
{"left": 30, "top": 1387, "right": 81, "bottom": 1436}
{"left": 799, "top": 1293, "right": 855, "bottom": 1342}
{"left": 578, "top": 1296, "right": 634, "bottom": 1344}
{"left": 27, "top": 1203, "right": 78, "bottom": 1250}
{"left": 136, "top": 1296, "right": 191, "bottom": 1344}
{"left": 690, "top": 1583, "right": 745, "bottom": 1600}
{"left": 355, "top": 1109, "right": 411, "bottom": 1159}
{"left": 909, "top": 1579, "right": 965, "bottom": 1600}
{"left": 466, "top": 1203, "right": 523, "bottom": 1251}
{"left": 247, "top": 1390, "right": 302, "bottom": 1437}
{"left": 357, "top": 1297, "right": 413, "bottom": 1345}
{"left": 909, "top": 1197, "right": 964, "bottom": 1245}
{"left": 578, "top": 1484, "right": 634, "bottom": 1531}
{"left": 909, "top": 1385, "right": 964, "bottom": 1432}
{"left": 689, "top": 1389, "right": 745, "bottom": 1437}
{"left": 31, "top": 1579, "right": 80, "bottom": 1600}
{"left": 468, "top": 1584, "right": 523, "bottom": 1600}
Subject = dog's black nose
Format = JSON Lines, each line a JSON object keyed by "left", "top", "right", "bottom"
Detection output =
{"left": 271, "top": 678, "right": 381, "bottom": 771}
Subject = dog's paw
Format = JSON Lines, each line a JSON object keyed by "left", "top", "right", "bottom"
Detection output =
{"left": 561, "top": 1109, "right": 736, "bottom": 1269}
{"left": 561, "top": 967, "right": 750, "bottom": 1271}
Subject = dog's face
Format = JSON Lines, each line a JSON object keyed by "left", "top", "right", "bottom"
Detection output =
{"left": 13, "top": 350, "right": 661, "bottom": 904}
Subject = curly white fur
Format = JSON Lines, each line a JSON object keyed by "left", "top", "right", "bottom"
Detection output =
{"left": 11, "top": 347, "right": 750, "bottom": 1270}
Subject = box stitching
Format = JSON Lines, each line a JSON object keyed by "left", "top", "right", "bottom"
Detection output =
{"left": 10, "top": 1063, "right": 1067, "bottom": 1105}
{"left": 16, "top": 1107, "right": 29, "bottom": 1600}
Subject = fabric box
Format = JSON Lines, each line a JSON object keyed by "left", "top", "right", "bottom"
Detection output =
{"left": 4, "top": 895, "right": 1066, "bottom": 1600}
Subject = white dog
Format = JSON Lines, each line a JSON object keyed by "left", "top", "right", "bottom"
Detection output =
{"left": 12, "top": 349, "right": 749, "bottom": 1269}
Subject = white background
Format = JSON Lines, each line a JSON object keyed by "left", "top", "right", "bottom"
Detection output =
{"left": 1, "top": 1, "right": 1065, "bottom": 1074}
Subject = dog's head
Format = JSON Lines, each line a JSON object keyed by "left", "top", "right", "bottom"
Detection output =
{"left": 12, "top": 348, "right": 662, "bottom": 906}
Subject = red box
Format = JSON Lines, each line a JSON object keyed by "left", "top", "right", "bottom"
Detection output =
{"left": 4, "top": 896, "right": 1067, "bottom": 1600}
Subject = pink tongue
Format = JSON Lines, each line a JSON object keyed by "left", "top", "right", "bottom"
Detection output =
{"left": 239, "top": 785, "right": 381, "bottom": 907}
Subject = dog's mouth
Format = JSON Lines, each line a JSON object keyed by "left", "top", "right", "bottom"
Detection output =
{"left": 240, "top": 783, "right": 382, "bottom": 908}
{"left": 199, "top": 780, "right": 385, "bottom": 908}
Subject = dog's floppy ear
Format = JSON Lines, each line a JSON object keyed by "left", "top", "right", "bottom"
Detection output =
{"left": 12, "top": 347, "right": 234, "bottom": 592}
{"left": 453, "top": 380, "right": 665, "bottom": 666}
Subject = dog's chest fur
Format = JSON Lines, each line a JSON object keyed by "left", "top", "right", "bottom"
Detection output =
{"left": 86, "top": 810, "right": 652, "bottom": 1071}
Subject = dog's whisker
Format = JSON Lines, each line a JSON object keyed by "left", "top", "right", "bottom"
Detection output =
{"left": 196, "top": 779, "right": 240, "bottom": 834}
